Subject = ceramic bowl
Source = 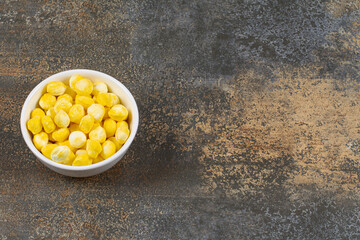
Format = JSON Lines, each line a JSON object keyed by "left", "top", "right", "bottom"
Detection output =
{"left": 20, "top": 69, "right": 139, "bottom": 177}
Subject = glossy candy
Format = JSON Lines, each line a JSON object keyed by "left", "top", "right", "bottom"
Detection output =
{"left": 51, "top": 145, "right": 70, "bottom": 163}
{"left": 89, "top": 126, "right": 106, "bottom": 143}
{"left": 54, "top": 110, "right": 70, "bottom": 128}
{"left": 100, "top": 140, "right": 116, "bottom": 159}
{"left": 69, "top": 131, "right": 87, "bottom": 148}
{"left": 79, "top": 115, "right": 94, "bottom": 134}
{"left": 27, "top": 116, "right": 42, "bottom": 135}
{"left": 28, "top": 75, "right": 130, "bottom": 166}
{"left": 108, "top": 104, "right": 128, "bottom": 121}
{"left": 47, "top": 81, "right": 66, "bottom": 96}
{"left": 72, "top": 153, "right": 92, "bottom": 166}
{"left": 39, "top": 93, "right": 56, "bottom": 110}
{"left": 41, "top": 115, "right": 56, "bottom": 133}
{"left": 68, "top": 104, "right": 85, "bottom": 124}
{"left": 86, "top": 139, "right": 102, "bottom": 158}
{"left": 33, "top": 132, "right": 48, "bottom": 151}
{"left": 31, "top": 108, "right": 45, "bottom": 118}
{"left": 87, "top": 104, "right": 105, "bottom": 122}
{"left": 103, "top": 118, "right": 117, "bottom": 138}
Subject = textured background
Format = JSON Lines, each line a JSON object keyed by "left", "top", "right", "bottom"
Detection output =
{"left": 1, "top": 0, "right": 360, "bottom": 239}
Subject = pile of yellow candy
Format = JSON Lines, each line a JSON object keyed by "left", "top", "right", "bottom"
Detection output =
{"left": 27, "top": 74, "right": 130, "bottom": 166}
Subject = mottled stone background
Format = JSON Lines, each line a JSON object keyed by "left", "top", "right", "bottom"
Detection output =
{"left": 1, "top": 0, "right": 360, "bottom": 239}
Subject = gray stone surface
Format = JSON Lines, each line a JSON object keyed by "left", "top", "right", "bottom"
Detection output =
{"left": 1, "top": 0, "right": 360, "bottom": 239}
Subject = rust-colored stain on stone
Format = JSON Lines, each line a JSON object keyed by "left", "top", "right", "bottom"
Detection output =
{"left": 196, "top": 67, "right": 360, "bottom": 197}
{"left": 1, "top": 0, "right": 360, "bottom": 239}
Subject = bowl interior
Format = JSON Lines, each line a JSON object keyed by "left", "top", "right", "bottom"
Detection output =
{"left": 21, "top": 69, "right": 139, "bottom": 170}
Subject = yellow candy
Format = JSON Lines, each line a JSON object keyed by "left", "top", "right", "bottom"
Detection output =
{"left": 103, "top": 107, "right": 110, "bottom": 119}
{"left": 108, "top": 104, "right": 128, "bottom": 121}
{"left": 69, "top": 123, "right": 80, "bottom": 132}
{"left": 48, "top": 132, "right": 56, "bottom": 142}
{"left": 74, "top": 78, "right": 93, "bottom": 96}
{"left": 87, "top": 104, "right": 105, "bottom": 122}
{"left": 46, "top": 107, "right": 56, "bottom": 119}
{"left": 115, "top": 127, "right": 130, "bottom": 144}
{"left": 79, "top": 115, "right": 94, "bottom": 134}
{"left": 47, "top": 81, "right": 66, "bottom": 96}
{"left": 109, "top": 93, "right": 120, "bottom": 105}
{"left": 86, "top": 139, "right": 102, "bottom": 158}
{"left": 39, "top": 93, "right": 56, "bottom": 110}
{"left": 54, "top": 110, "right": 70, "bottom": 128}
{"left": 64, "top": 86, "right": 77, "bottom": 99}
{"left": 72, "top": 153, "right": 92, "bottom": 166}
{"left": 116, "top": 121, "right": 129, "bottom": 132}
{"left": 76, "top": 149, "right": 87, "bottom": 156}
{"left": 51, "top": 145, "right": 70, "bottom": 163}
{"left": 27, "top": 116, "right": 42, "bottom": 135}
{"left": 68, "top": 104, "right": 85, "bottom": 124}
{"left": 75, "top": 95, "right": 94, "bottom": 109}
{"left": 92, "top": 82, "right": 108, "bottom": 95}
{"left": 57, "top": 94, "right": 73, "bottom": 103}
{"left": 54, "top": 98, "right": 72, "bottom": 113}
{"left": 62, "top": 150, "right": 76, "bottom": 165}
{"left": 90, "top": 122, "right": 101, "bottom": 132}
{"left": 51, "top": 128, "right": 70, "bottom": 142}
{"left": 33, "top": 132, "right": 48, "bottom": 151}
{"left": 58, "top": 140, "right": 77, "bottom": 153}
{"left": 108, "top": 137, "right": 122, "bottom": 151}
{"left": 103, "top": 119, "right": 117, "bottom": 138}
{"left": 94, "top": 93, "right": 118, "bottom": 107}
{"left": 32, "top": 75, "right": 127, "bottom": 166}
{"left": 41, "top": 144, "right": 58, "bottom": 159}
{"left": 41, "top": 115, "right": 56, "bottom": 133}
{"left": 69, "top": 74, "right": 83, "bottom": 90}
{"left": 89, "top": 126, "right": 106, "bottom": 143}
{"left": 31, "top": 108, "right": 45, "bottom": 118}
{"left": 93, "top": 155, "right": 104, "bottom": 164}
{"left": 69, "top": 131, "right": 87, "bottom": 148}
{"left": 95, "top": 93, "right": 113, "bottom": 107}
{"left": 101, "top": 140, "right": 116, "bottom": 159}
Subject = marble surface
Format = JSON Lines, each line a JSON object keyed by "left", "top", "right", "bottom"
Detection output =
{"left": 1, "top": 0, "right": 360, "bottom": 239}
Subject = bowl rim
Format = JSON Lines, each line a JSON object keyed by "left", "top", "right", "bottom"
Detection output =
{"left": 20, "top": 69, "right": 139, "bottom": 171}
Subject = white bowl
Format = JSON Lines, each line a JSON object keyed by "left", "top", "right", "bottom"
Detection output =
{"left": 20, "top": 69, "right": 139, "bottom": 177}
